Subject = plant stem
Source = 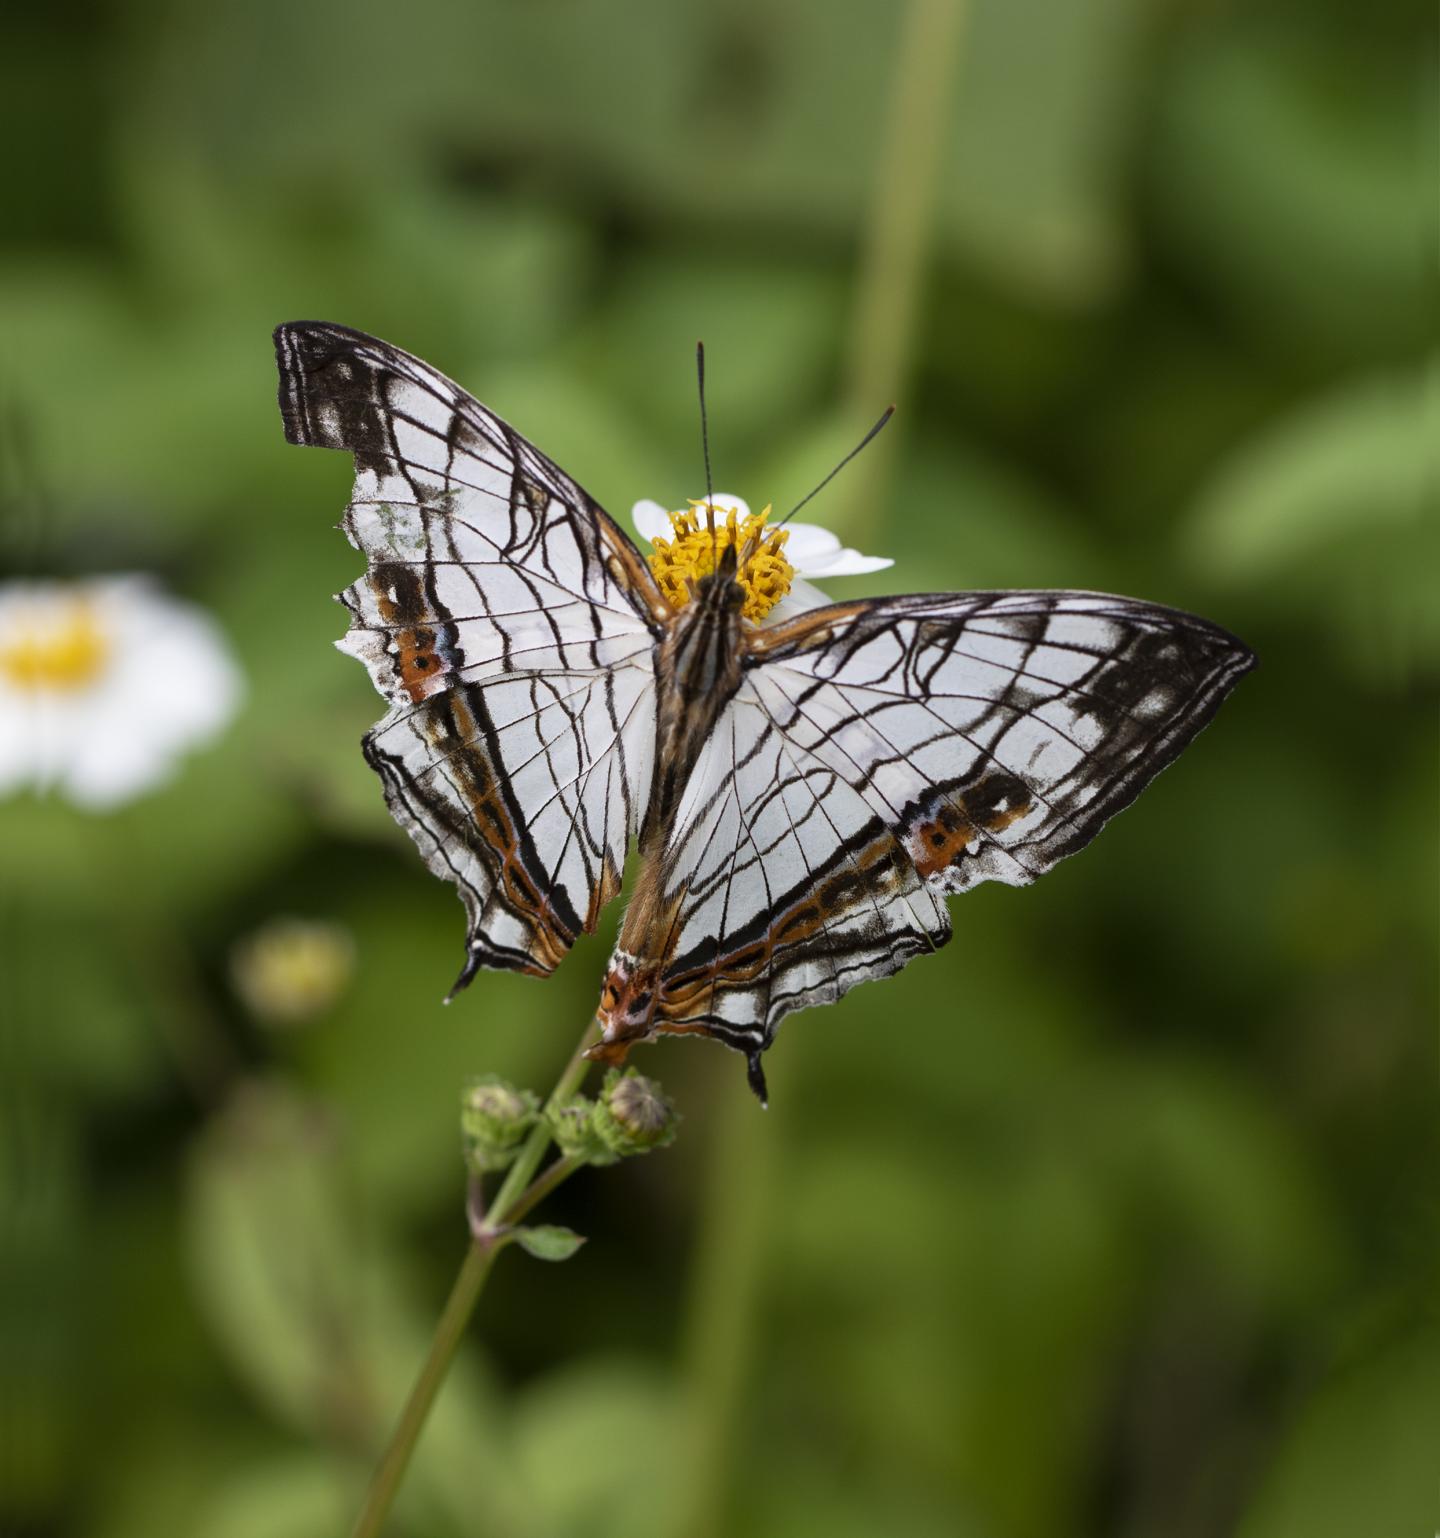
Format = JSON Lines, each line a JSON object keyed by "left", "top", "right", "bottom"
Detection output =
{"left": 488, "top": 1025, "right": 597, "bottom": 1220}
{"left": 844, "top": 0, "right": 969, "bottom": 542}
{"left": 349, "top": 1242, "right": 498, "bottom": 1538}
{"left": 503, "top": 1154, "right": 581, "bottom": 1229}
{"left": 348, "top": 1020, "right": 599, "bottom": 1538}
{"left": 675, "top": 1073, "right": 777, "bottom": 1538}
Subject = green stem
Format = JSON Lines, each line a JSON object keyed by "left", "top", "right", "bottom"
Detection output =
{"left": 487, "top": 1025, "right": 598, "bottom": 1222}
{"left": 844, "top": 0, "right": 969, "bottom": 541}
{"left": 349, "top": 1242, "right": 498, "bottom": 1538}
{"left": 502, "top": 1154, "right": 582, "bottom": 1230}
{"left": 674, "top": 1073, "right": 778, "bottom": 1538}
{"left": 348, "top": 1020, "right": 599, "bottom": 1538}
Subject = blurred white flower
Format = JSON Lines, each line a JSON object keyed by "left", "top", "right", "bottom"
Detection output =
{"left": 0, "top": 575, "right": 243, "bottom": 809}
{"left": 632, "top": 492, "right": 893, "bottom": 625}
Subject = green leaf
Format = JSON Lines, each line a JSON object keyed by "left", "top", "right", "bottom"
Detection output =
{"left": 184, "top": 1084, "right": 369, "bottom": 1434}
{"left": 513, "top": 1224, "right": 586, "bottom": 1262}
{"left": 1152, "top": 20, "right": 1425, "bottom": 358}
{"left": 183, "top": 1082, "right": 530, "bottom": 1532}
{"left": 509, "top": 1358, "right": 680, "bottom": 1537}
{"left": 196, "top": 1457, "right": 353, "bottom": 1538}
{"left": 1182, "top": 360, "right": 1436, "bottom": 687}
{"left": 1237, "top": 1324, "right": 1440, "bottom": 1538}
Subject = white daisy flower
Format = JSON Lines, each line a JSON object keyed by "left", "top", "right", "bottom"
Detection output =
{"left": 632, "top": 492, "right": 893, "bottom": 625}
{"left": 0, "top": 575, "right": 243, "bottom": 810}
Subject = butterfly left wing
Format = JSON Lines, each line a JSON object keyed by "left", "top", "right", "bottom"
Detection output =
{"left": 275, "top": 322, "right": 663, "bottom": 987}
{"left": 597, "top": 589, "right": 1253, "bottom": 1097}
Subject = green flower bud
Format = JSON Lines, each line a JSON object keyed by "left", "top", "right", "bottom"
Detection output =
{"left": 548, "top": 1095, "right": 617, "bottom": 1166}
{"left": 592, "top": 1069, "right": 678, "bottom": 1160}
{"left": 230, "top": 917, "right": 355, "bottom": 1025}
{"left": 461, "top": 1076, "right": 539, "bottom": 1172}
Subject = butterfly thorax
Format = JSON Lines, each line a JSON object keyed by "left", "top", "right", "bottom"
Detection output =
{"left": 644, "top": 569, "right": 746, "bottom": 845}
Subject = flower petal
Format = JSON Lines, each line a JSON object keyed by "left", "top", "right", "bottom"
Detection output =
{"left": 702, "top": 492, "right": 749, "bottom": 521}
{"left": 780, "top": 521, "right": 842, "bottom": 567}
{"left": 800, "top": 549, "right": 895, "bottom": 577}
{"left": 631, "top": 500, "right": 672, "bottom": 544}
{"left": 0, "top": 688, "right": 40, "bottom": 796}
{"left": 762, "top": 577, "right": 834, "bottom": 625}
{"left": 0, "top": 573, "right": 242, "bottom": 811}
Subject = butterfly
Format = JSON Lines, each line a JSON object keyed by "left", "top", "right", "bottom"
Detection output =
{"left": 274, "top": 322, "right": 1255, "bottom": 1104}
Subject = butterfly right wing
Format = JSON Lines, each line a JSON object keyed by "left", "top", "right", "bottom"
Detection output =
{"left": 275, "top": 322, "right": 663, "bottom": 987}
{"left": 595, "top": 588, "right": 1252, "bottom": 1094}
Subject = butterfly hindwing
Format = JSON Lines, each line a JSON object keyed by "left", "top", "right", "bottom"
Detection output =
{"left": 640, "top": 697, "right": 947, "bottom": 1056}
{"left": 274, "top": 322, "right": 662, "bottom": 983}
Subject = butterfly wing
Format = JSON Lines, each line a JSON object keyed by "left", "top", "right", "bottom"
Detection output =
{"left": 621, "top": 589, "right": 1253, "bottom": 1084}
{"left": 274, "top": 321, "right": 662, "bottom": 987}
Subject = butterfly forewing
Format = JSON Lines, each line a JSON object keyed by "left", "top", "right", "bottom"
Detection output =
{"left": 274, "top": 322, "right": 662, "bottom": 983}
{"left": 754, "top": 591, "right": 1255, "bottom": 889}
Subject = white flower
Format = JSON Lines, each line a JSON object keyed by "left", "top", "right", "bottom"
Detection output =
{"left": 632, "top": 493, "right": 893, "bottom": 624}
{"left": 0, "top": 575, "right": 243, "bottom": 810}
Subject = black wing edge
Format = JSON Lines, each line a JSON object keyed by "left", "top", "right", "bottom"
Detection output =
{"left": 1045, "top": 615, "right": 1255, "bottom": 867}
{"left": 273, "top": 319, "right": 408, "bottom": 453}
{"left": 272, "top": 319, "right": 663, "bottom": 623}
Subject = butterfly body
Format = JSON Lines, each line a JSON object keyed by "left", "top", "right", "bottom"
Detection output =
{"left": 275, "top": 321, "right": 1255, "bottom": 1100}
{"left": 646, "top": 562, "right": 746, "bottom": 843}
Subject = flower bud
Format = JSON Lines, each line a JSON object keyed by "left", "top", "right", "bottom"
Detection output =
{"left": 592, "top": 1069, "right": 678, "bottom": 1159}
{"left": 548, "top": 1095, "right": 616, "bottom": 1166}
{"left": 230, "top": 917, "right": 355, "bottom": 1025}
{"left": 461, "top": 1076, "right": 539, "bottom": 1172}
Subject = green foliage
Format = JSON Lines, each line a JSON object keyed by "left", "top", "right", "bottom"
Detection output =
{"left": 3, "top": 1, "right": 1433, "bottom": 1535}
{"left": 1184, "top": 360, "right": 1437, "bottom": 687}
{"left": 513, "top": 1226, "right": 587, "bottom": 1263}
{"left": 1237, "top": 1323, "right": 1440, "bottom": 1538}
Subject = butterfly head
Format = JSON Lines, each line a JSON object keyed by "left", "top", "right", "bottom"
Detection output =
{"left": 646, "top": 501, "right": 794, "bottom": 623}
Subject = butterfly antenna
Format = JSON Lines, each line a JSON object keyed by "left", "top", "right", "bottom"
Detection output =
{"left": 775, "top": 405, "right": 895, "bottom": 529}
{"left": 696, "top": 340, "right": 718, "bottom": 562}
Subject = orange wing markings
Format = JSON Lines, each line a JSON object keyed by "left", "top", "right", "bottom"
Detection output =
{"left": 904, "top": 775, "right": 1035, "bottom": 881}
{"left": 362, "top": 560, "right": 455, "bottom": 704}
{"left": 587, "top": 882, "right": 688, "bottom": 1066}
{"left": 741, "top": 599, "right": 873, "bottom": 660}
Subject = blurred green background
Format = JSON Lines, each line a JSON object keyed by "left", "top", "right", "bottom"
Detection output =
{"left": 2, "top": 0, "right": 1436, "bottom": 1534}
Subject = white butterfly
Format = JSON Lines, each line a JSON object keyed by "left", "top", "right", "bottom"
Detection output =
{"left": 275, "top": 322, "right": 1255, "bottom": 1102}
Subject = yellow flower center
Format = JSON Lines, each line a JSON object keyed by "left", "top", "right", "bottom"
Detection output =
{"left": 647, "top": 502, "right": 794, "bottom": 622}
{"left": 0, "top": 599, "right": 112, "bottom": 692}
